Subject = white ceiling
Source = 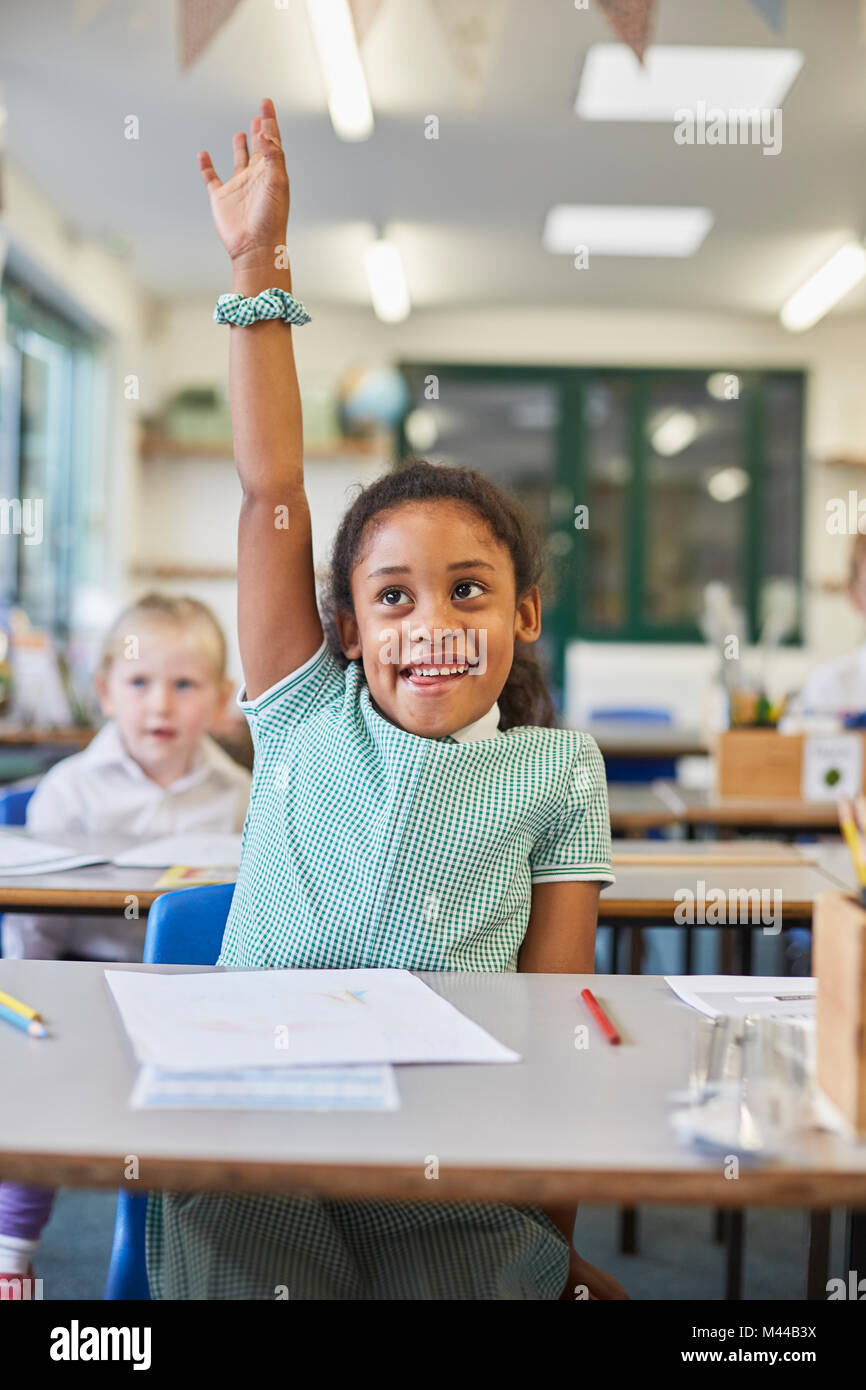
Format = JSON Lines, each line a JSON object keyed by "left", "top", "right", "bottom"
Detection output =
{"left": 1, "top": 0, "right": 865, "bottom": 318}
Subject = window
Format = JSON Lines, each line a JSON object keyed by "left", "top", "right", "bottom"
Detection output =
{"left": 398, "top": 364, "right": 804, "bottom": 702}
{"left": 0, "top": 275, "right": 107, "bottom": 641}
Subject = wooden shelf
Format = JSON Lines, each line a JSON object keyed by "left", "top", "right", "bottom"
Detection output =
{"left": 129, "top": 563, "right": 238, "bottom": 581}
{"left": 139, "top": 432, "right": 392, "bottom": 463}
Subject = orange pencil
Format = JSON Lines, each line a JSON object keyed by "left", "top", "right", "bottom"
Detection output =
{"left": 581, "top": 988, "right": 621, "bottom": 1045}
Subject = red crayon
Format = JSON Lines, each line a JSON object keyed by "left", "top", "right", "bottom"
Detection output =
{"left": 580, "top": 988, "right": 621, "bottom": 1045}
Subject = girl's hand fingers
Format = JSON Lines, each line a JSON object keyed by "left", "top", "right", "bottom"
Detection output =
{"left": 198, "top": 150, "right": 222, "bottom": 193}
{"left": 232, "top": 131, "right": 249, "bottom": 173}
{"left": 260, "top": 96, "right": 283, "bottom": 149}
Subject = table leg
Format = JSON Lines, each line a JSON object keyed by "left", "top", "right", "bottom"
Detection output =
{"left": 610, "top": 925, "right": 620, "bottom": 974}
{"left": 806, "top": 1210, "right": 831, "bottom": 1300}
{"left": 683, "top": 924, "right": 694, "bottom": 974}
{"left": 739, "top": 925, "right": 753, "bottom": 975}
{"left": 846, "top": 1208, "right": 866, "bottom": 1275}
{"left": 629, "top": 926, "right": 643, "bottom": 974}
{"left": 725, "top": 1211, "right": 745, "bottom": 1301}
{"left": 619, "top": 1206, "right": 638, "bottom": 1255}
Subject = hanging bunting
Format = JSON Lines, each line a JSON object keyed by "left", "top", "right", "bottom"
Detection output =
{"left": 749, "top": 0, "right": 786, "bottom": 32}
{"left": 72, "top": 0, "right": 113, "bottom": 25}
{"left": 348, "top": 0, "right": 386, "bottom": 46}
{"left": 430, "top": 0, "right": 510, "bottom": 109}
{"left": 178, "top": 0, "right": 243, "bottom": 70}
{"left": 597, "top": 0, "right": 656, "bottom": 62}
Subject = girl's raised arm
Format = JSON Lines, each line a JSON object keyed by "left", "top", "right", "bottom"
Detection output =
{"left": 198, "top": 98, "right": 323, "bottom": 700}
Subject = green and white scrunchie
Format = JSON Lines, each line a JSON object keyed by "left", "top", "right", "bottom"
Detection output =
{"left": 214, "top": 287, "right": 311, "bottom": 327}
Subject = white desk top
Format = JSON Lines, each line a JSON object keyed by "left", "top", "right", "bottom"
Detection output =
{"left": 1, "top": 962, "right": 863, "bottom": 1207}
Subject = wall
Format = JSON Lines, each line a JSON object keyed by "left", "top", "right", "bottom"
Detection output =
{"left": 141, "top": 297, "right": 866, "bottom": 699}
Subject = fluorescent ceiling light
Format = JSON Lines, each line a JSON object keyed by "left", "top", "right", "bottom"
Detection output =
{"left": 780, "top": 241, "right": 866, "bottom": 332}
{"left": 364, "top": 240, "right": 411, "bottom": 323}
{"left": 576, "top": 44, "right": 804, "bottom": 121}
{"left": 305, "top": 0, "right": 373, "bottom": 141}
{"left": 707, "top": 467, "right": 750, "bottom": 502}
{"left": 543, "top": 205, "right": 713, "bottom": 258}
{"left": 651, "top": 410, "right": 699, "bottom": 456}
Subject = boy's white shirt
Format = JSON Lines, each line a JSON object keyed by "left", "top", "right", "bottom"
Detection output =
{"left": 2, "top": 722, "right": 251, "bottom": 962}
{"left": 796, "top": 641, "right": 866, "bottom": 714}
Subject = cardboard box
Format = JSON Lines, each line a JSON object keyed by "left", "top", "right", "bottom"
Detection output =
{"left": 715, "top": 729, "right": 866, "bottom": 800}
{"left": 814, "top": 891, "right": 866, "bottom": 1137}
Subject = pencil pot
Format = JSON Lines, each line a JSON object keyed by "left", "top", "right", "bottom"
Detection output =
{"left": 813, "top": 891, "right": 866, "bottom": 1136}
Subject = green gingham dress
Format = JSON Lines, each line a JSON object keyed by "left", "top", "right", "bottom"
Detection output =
{"left": 146, "top": 642, "right": 614, "bottom": 1300}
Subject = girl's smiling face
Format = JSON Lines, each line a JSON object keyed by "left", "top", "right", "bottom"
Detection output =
{"left": 335, "top": 500, "right": 541, "bottom": 737}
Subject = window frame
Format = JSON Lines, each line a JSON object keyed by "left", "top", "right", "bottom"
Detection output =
{"left": 397, "top": 361, "right": 805, "bottom": 670}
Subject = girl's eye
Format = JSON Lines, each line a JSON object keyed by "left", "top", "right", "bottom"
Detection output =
{"left": 453, "top": 580, "right": 485, "bottom": 600}
{"left": 175, "top": 679, "right": 195, "bottom": 691}
{"left": 130, "top": 676, "right": 148, "bottom": 688}
{"left": 381, "top": 588, "right": 411, "bottom": 606}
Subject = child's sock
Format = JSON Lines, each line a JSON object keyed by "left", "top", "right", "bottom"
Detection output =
{"left": 0, "top": 1234, "right": 38, "bottom": 1275}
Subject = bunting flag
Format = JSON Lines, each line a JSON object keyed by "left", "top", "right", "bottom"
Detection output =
{"left": 597, "top": 0, "right": 656, "bottom": 61}
{"left": 430, "top": 0, "right": 510, "bottom": 109}
{"left": 178, "top": 0, "right": 243, "bottom": 70}
{"left": 348, "top": 0, "right": 386, "bottom": 46}
{"left": 72, "top": 0, "right": 113, "bottom": 24}
{"left": 749, "top": 0, "right": 786, "bottom": 31}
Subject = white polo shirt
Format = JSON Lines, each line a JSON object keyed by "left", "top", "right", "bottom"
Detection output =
{"left": 1, "top": 721, "right": 251, "bottom": 962}
{"left": 796, "top": 643, "right": 866, "bottom": 715}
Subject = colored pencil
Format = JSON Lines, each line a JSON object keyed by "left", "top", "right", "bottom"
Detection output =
{"left": 0, "top": 1000, "right": 46, "bottom": 1038}
{"left": 837, "top": 797, "right": 866, "bottom": 885}
{"left": 580, "top": 987, "right": 621, "bottom": 1045}
{"left": 0, "top": 987, "right": 42, "bottom": 1022}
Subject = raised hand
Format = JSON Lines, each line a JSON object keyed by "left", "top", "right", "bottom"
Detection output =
{"left": 197, "top": 97, "right": 290, "bottom": 266}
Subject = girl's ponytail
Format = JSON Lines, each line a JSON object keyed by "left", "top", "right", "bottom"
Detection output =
{"left": 498, "top": 644, "right": 557, "bottom": 730}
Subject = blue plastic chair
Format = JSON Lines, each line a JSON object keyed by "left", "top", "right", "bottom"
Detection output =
{"left": 0, "top": 784, "right": 36, "bottom": 956}
{"left": 103, "top": 882, "right": 235, "bottom": 1300}
{"left": 0, "top": 784, "right": 36, "bottom": 826}
{"left": 589, "top": 707, "right": 677, "bottom": 785}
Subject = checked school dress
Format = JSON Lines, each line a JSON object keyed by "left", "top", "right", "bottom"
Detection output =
{"left": 146, "top": 642, "right": 614, "bottom": 1300}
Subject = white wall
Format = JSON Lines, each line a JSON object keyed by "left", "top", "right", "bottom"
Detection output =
{"left": 141, "top": 297, "right": 866, "bottom": 685}
{"left": 5, "top": 147, "right": 866, "bottom": 697}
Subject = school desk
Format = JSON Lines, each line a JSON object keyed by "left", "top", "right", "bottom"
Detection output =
{"left": 0, "top": 833, "right": 180, "bottom": 914}
{"left": 0, "top": 962, "right": 861, "bottom": 1300}
{"left": 608, "top": 785, "right": 681, "bottom": 835}
{"left": 601, "top": 845, "right": 841, "bottom": 973}
{"left": 652, "top": 783, "right": 842, "bottom": 834}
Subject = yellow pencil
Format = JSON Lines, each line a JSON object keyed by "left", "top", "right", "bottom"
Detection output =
{"left": 838, "top": 797, "right": 866, "bottom": 885}
{"left": 0, "top": 988, "right": 42, "bottom": 1023}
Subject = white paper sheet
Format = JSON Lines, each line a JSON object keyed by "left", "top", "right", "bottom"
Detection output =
{"left": 665, "top": 975, "right": 815, "bottom": 1025}
{"left": 112, "top": 833, "right": 243, "bottom": 868}
{"left": 105, "top": 967, "right": 520, "bottom": 1069}
{"left": 129, "top": 1063, "right": 399, "bottom": 1111}
{"left": 0, "top": 830, "right": 106, "bottom": 875}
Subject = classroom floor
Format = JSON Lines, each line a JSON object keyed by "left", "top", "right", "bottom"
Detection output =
{"left": 43, "top": 1188, "right": 844, "bottom": 1300}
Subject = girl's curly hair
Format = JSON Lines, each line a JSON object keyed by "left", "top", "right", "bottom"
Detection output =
{"left": 320, "top": 458, "right": 556, "bottom": 730}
